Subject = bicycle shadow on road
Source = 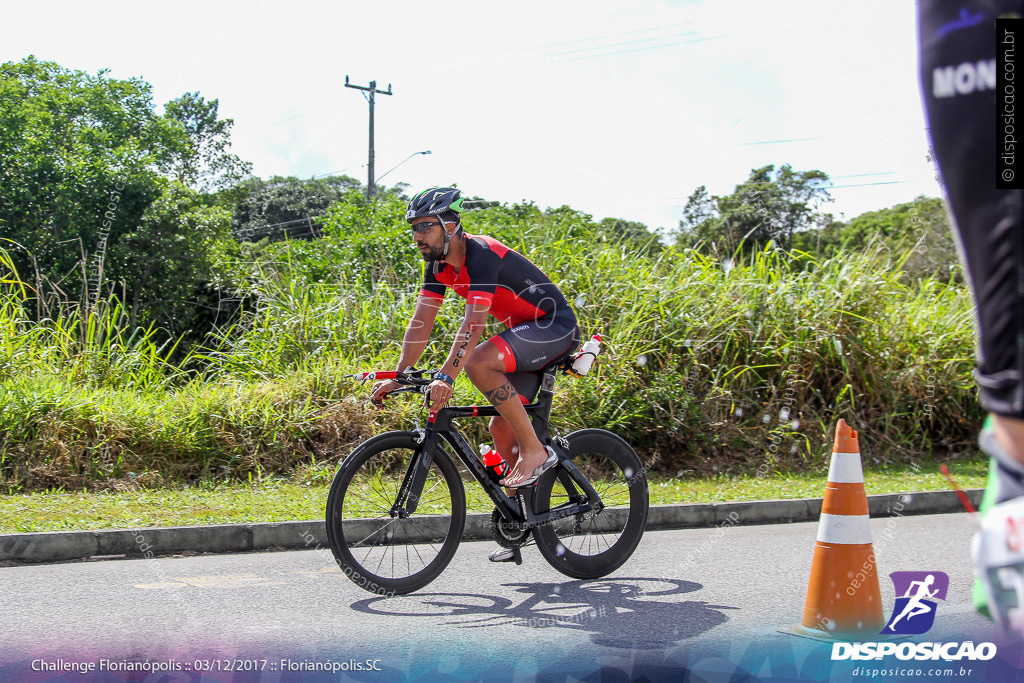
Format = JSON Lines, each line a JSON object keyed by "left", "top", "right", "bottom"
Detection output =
{"left": 349, "top": 577, "right": 736, "bottom": 650}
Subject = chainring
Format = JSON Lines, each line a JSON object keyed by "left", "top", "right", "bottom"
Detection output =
{"left": 491, "top": 508, "right": 531, "bottom": 549}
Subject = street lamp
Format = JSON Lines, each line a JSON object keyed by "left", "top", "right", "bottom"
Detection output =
{"left": 373, "top": 150, "right": 432, "bottom": 194}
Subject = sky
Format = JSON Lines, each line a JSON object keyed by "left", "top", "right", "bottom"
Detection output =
{"left": 0, "top": 0, "right": 938, "bottom": 234}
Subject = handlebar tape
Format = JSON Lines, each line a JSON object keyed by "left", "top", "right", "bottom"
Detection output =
{"left": 356, "top": 371, "right": 399, "bottom": 381}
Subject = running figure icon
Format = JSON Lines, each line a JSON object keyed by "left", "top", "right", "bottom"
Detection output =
{"left": 887, "top": 575, "right": 938, "bottom": 630}
{"left": 881, "top": 571, "right": 950, "bottom": 636}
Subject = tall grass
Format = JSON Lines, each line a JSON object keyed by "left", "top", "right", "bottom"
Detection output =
{"left": 0, "top": 201, "right": 980, "bottom": 493}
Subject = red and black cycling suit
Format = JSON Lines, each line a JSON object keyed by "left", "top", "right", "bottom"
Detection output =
{"left": 420, "top": 233, "right": 580, "bottom": 401}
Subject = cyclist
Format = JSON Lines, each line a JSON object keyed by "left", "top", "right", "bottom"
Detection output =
{"left": 918, "top": 2, "right": 1024, "bottom": 632}
{"left": 369, "top": 187, "right": 580, "bottom": 558}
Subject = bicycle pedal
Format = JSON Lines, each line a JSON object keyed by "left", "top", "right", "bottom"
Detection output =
{"left": 512, "top": 546, "right": 523, "bottom": 566}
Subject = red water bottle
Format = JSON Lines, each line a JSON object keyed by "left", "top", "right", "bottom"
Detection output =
{"left": 479, "top": 443, "right": 506, "bottom": 479}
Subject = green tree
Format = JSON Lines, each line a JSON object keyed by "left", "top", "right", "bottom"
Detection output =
{"left": 838, "top": 196, "right": 958, "bottom": 279}
{"left": 598, "top": 217, "right": 662, "bottom": 255}
{"left": 0, "top": 57, "right": 164, "bottom": 296}
{"left": 231, "top": 175, "right": 362, "bottom": 241}
{"left": 105, "top": 181, "right": 231, "bottom": 332}
{"left": 0, "top": 56, "right": 249, "bottom": 333}
{"left": 789, "top": 217, "right": 844, "bottom": 257}
{"left": 161, "top": 91, "right": 252, "bottom": 193}
{"left": 677, "top": 164, "right": 832, "bottom": 255}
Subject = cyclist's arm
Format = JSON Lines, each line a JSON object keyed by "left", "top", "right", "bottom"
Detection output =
{"left": 438, "top": 302, "right": 489, "bottom": 379}
{"left": 395, "top": 294, "right": 443, "bottom": 372}
{"left": 424, "top": 302, "right": 488, "bottom": 412}
{"left": 437, "top": 240, "right": 498, "bottom": 379}
{"left": 370, "top": 295, "right": 441, "bottom": 404}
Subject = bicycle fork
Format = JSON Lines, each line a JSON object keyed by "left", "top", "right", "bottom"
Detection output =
{"left": 390, "top": 429, "right": 437, "bottom": 518}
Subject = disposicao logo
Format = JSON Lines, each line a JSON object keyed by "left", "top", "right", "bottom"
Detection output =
{"left": 880, "top": 571, "right": 949, "bottom": 635}
{"left": 831, "top": 570, "right": 997, "bottom": 663}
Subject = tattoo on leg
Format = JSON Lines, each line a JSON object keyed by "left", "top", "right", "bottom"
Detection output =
{"left": 484, "top": 380, "right": 519, "bottom": 406}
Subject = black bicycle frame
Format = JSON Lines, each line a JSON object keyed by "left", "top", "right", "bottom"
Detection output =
{"left": 389, "top": 365, "right": 603, "bottom": 528}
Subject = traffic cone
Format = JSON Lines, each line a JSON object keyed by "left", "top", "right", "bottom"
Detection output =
{"left": 779, "top": 419, "right": 885, "bottom": 640}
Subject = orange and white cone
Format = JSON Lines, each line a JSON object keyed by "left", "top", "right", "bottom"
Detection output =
{"left": 779, "top": 419, "right": 885, "bottom": 639}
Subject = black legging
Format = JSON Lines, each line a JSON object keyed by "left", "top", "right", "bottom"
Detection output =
{"left": 919, "top": 1, "right": 1024, "bottom": 417}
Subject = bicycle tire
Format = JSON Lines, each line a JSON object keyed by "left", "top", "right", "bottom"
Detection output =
{"left": 325, "top": 431, "right": 466, "bottom": 595}
{"left": 533, "top": 429, "right": 649, "bottom": 579}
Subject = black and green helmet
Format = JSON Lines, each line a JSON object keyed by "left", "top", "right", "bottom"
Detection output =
{"left": 405, "top": 187, "right": 464, "bottom": 221}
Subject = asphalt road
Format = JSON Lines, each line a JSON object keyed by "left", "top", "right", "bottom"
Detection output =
{"left": 0, "top": 512, "right": 1015, "bottom": 682}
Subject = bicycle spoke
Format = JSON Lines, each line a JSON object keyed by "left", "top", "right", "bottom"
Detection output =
{"left": 351, "top": 516, "right": 401, "bottom": 547}
{"left": 532, "top": 430, "right": 648, "bottom": 579}
{"left": 326, "top": 433, "right": 466, "bottom": 594}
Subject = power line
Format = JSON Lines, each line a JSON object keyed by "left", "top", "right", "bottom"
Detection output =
{"left": 828, "top": 181, "right": 908, "bottom": 189}
{"left": 539, "top": 21, "right": 695, "bottom": 49}
{"left": 311, "top": 165, "right": 364, "bottom": 180}
{"left": 739, "top": 137, "right": 821, "bottom": 146}
{"left": 546, "top": 29, "right": 700, "bottom": 58}
{"left": 831, "top": 172, "right": 897, "bottom": 179}
{"left": 269, "top": 111, "right": 306, "bottom": 127}
{"left": 548, "top": 34, "right": 725, "bottom": 63}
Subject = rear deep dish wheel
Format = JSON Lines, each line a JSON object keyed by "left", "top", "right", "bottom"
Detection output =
{"left": 532, "top": 429, "right": 649, "bottom": 579}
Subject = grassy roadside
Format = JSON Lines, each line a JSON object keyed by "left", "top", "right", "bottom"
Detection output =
{"left": 1, "top": 211, "right": 982, "bottom": 494}
{"left": 0, "top": 458, "right": 988, "bottom": 534}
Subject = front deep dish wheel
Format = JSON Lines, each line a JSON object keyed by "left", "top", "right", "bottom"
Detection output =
{"left": 325, "top": 432, "right": 466, "bottom": 595}
{"left": 533, "top": 429, "right": 649, "bottom": 579}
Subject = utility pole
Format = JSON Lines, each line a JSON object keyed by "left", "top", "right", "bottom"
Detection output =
{"left": 345, "top": 76, "right": 392, "bottom": 199}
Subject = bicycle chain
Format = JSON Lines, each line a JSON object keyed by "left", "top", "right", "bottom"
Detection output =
{"left": 491, "top": 508, "right": 534, "bottom": 548}
{"left": 491, "top": 506, "right": 599, "bottom": 547}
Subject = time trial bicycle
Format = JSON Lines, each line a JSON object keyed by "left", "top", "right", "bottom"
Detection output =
{"left": 325, "top": 358, "right": 649, "bottom": 595}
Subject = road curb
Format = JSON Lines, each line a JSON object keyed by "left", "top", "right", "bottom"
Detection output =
{"left": 0, "top": 489, "right": 982, "bottom": 565}
{"left": 645, "top": 488, "right": 983, "bottom": 529}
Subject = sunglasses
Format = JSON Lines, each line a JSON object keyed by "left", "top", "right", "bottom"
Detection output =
{"left": 411, "top": 221, "right": 443, "bottom": 234}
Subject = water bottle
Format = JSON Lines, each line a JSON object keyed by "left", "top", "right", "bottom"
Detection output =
{"left": 479, "top": 443, "right": 506, "bottom": 479}
{"left": 570, "top": 334, "right": 602, "bottom": 376}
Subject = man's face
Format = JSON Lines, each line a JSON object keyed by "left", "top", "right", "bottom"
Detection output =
{"left": 411, "top": 217, "right": 448, "bottom": 261}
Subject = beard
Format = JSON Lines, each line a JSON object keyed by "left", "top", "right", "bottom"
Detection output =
{"left": 418, "top": 243, "right": 445, "bottom": 262}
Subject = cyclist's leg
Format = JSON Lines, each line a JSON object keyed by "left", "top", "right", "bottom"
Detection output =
{"left": 489, "top": 415, "right": 517, "bottom": 467}
{"left": 488, "top": 414, "right": 519, "bottom": 497}
{"left": 465, "top": 312, "right": 579, "bottom": 486}
{"left": 496, "top": 317, "right": 577, "bottom": 485}
{"left": 919, "top": 0, "right": 1024, "bottom": 627}
{"left": 481, "top": 378, "right": 545, "bottom": 562}
{"left": 921, "top": 0, "right": 1024, "bottom": 428}
{"left": 465, "top": 344, "right": 547, "bottom": 485}
{"left": 491, "top": 372, "right": 550, "bottom": 494}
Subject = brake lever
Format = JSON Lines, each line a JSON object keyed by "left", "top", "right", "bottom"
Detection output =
{"left": 371, "top": 391, "right": 395, "bottom": 410}
{"left": 370, "top": 384, "right": 429, "bottom": 410}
